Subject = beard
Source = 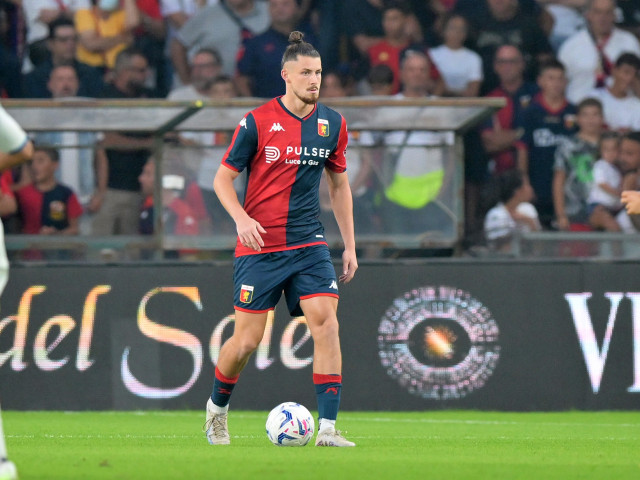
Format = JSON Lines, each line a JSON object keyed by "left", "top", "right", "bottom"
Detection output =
{"left": 294, "top": 88, "right": 319, "bottom": 105}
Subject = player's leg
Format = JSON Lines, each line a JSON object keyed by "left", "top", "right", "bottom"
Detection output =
{"left": 300, "top": 296, "right": 354, "bottom": 447}
{"left": 204, "top": 310, "right": 269, "bottom": 445}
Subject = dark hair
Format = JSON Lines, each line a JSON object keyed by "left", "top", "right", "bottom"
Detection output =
{"left": 498, "top": 169, "right": 525, "bottom": 203}
{"left": 537, "top": 58, "right": 565, "bottom": 75}
{"left": 368, "top": 64, "right": 394, "bottom": 86}
{"left": 615, "top": 52, "right": 640, "bottom": 71}
{"left": 114, "top": 47, "right": 147, "bottom": 72}
{"left": 281, "top": 31, "right": 320, "bottom": 68}
{"left": 382, "top": 0, "right": 411, "bottom": 15}
{"left": 34, "top": 146, "right": 60, "bottom": 163}
{"left": 622, "top": 131, "right": 640, "bottom": 146}
{"left": 48, "top": 17, "right": 75, "bottom": 39}
{"left": 577, "top": 97, "right": 603, "bottom": 114}
{"left": 193, "top": 47, "right": 222, "bottom": 66}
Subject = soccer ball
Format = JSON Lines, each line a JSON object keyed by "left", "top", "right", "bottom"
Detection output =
{"left": 265, "top": 402, "right": 315, "bottom": 446}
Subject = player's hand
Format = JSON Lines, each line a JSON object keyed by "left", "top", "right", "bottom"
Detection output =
{"left": 339, "top": 249, "right": 358, "bottom": 283}
{"left": 236, "top": 216, "right": 266, "bottom": 252}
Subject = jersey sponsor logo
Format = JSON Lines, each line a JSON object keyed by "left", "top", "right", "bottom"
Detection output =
{"left": 329, "top": 280, "right": 338, "bottom": 290}
{"left": 318, "top": 118, "right": 329, "bottom": 137}
{"left": 239, "top": 117, "right": 247, "bottom": 129}
{"left": 285, "top": 146, "right": 331, "bottom": 159}
{"left": 533, "top": 128, "right": 564, "bottom": 148}
{"left": 240, "top": 284, "right": 254, "bottom": 303}
{"left": 264, "top": 146, "right": 281, "bottom": 163}
{"left": 269, "top": 122, "right": 285, "bottom": 132}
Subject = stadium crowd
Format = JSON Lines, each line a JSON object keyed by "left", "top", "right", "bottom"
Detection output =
{"left": 1, "top": 0, "right": 640, "bottom": 252}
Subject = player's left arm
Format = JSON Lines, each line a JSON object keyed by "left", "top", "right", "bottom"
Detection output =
{"left": 325, "top": 168, "right": 357, "bottom": 283}
{"left": 0, "top": 105, "right": 34, "bottom": 171}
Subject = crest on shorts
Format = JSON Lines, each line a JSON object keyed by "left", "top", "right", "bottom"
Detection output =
{"left": 240, "top": 284, "right": 254, "bottom": 303}
{"left": 318, "top": 118, "right": 329, "bottom": 137}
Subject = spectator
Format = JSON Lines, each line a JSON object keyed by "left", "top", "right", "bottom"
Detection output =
{"left": 615, "top": 132, "right": 640, "bottom": 232}
{"left": 237, "top": 0, "right": 313, "bottom": 98}
{"left": 360, "top": 50, "right": 454, "bottom": 235}
{"left": 537, "top": 0, "right": 587, "bottom": 52}
{"left": 482, "top": 44, "right": 539, "bottom": 175}
{"left": 558, "top": 0, "right": 640, "bottom": 104}
{"left": 616, "top": 0, "right": 640, "bottom": 39}
{"left": 587, "top": 131, "right": 623, "bottom": 230}
{"left": 462, "top": 0, "right": 553, "bottom": 94}
{"left": 75, "top": 0, "right": 140, "bottom": 71}
{"left": 484, "top": 169, "right": 541, "bottom": 252}
{"left": 32, "top": 65, "right": 97, "bottom": 231}
{"left": 167, "top": 47, "right": 222, "bottom": 100}
{"left": 24, "top": 0, "right": 90, "bottom": 68}
{"left": 134, "top": 0, "right": 168, "bottom": 95}
{"left": 366, "top": 63, "right": 394, "bottom": 95}
{"left": 0, "top": 38, "right": 22, "bottom": 98}
{"left": 16, "top": 146, "right": 83, "bottom": 235}
{"left": 24, "top": 17, "right": 104, "bottom": 98}
{"left": 428, "top": 13, "right": 482, "bottom": 97}
{"left": 367, "top": 1, "right": 414, "bottom": 94}
{"left": 170, "top": 0, "right": 269, "bottom": 85}
{"left": 517, "top": 60, "right": 577, "bottom": 227}
{"left": 589, "top": 52, "right": 640, "bottom": 132}
{"left": 91, "top": 47, "right": 157, "bottom": 235}
{"left": 552, "top": 98, "right": 603, "bottom": 230}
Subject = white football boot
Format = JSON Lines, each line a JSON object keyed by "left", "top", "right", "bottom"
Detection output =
{"left": 315, "top": 429, "right": 355, "bottom": 447}
{"left": 203, "top": 399, "right": 230, "bottom": 445}
{"left": 0, "top": 460, "right": 17, "bottom": 480}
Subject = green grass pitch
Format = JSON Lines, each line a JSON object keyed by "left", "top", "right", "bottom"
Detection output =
{"left": 4, "top": 410, "right": 640, "bottom": 479}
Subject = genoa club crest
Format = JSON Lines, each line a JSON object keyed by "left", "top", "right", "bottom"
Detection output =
{"left": 240, "top": 284, "right": 254, "bottom": 303}
{"left": 318, "top": 118, "right": 329, "bottom": 137}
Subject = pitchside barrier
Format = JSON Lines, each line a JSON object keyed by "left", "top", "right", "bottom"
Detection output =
{"left": 1, "top": 259, "right": 638, "bottom": 411}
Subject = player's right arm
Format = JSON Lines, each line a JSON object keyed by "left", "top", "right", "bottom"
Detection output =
{"left": 214, "top": 113, "right": 265, "bottom": 252}
{"left": 0, "top": 104, "right": 34, "bottom": 171}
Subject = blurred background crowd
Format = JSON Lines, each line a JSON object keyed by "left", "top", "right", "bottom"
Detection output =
{"left": 1, "top": 0, "right": 640, "bottom": 255}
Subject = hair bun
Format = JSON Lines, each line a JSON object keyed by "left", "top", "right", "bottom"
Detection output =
{"left": 288, "top": 31, "right": 304, "bottom": 44}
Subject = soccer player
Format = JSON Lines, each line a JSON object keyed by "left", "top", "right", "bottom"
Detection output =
{"left": 204, "top": 31, "right": 357, "bottom": 447}
{"left": 0, "top": 103, "right": 35, "bottom": 480}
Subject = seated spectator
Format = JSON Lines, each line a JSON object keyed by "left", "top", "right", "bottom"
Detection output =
{"left": 237, "top": 0, "right": 314, "bottom": 98}
{"left": 552, "top": 98, "right": 603, "bottom": 230}
{"left": 366, "top": 63, "right": 394, "bottom": 96}
{"left": 91, "top": 47, "right": 157, "bottom": 235}
{"left": 538, "top": 0, "right": 587, "bottom": 52}
{"left": 33, "top": 65, "right": 97, "bottom": 232}
{"left": 367, "top": 1, "right": 414, "bottom": 94}
{"left": 16, "top": 147, "right": 83, "bottom": 235}
{"left": 170, "top": 0, "right": 269, "bottom": 85}
{"left": 167, "top": 47, "right": 222, "bottom": 100}
{"left": 428, "top": 13, "right": 482, "bottom": 97}
{"left": 484, "top": 169, "right": 541, "bottom": 252}
{"left": 482, "top": 44, "right": 539, "bottom": 175}
{"left": 75, "top": 0, "right": 140, "bottom": 71}
{"left": 24, "top": 17, "right": 104, "bottom": 98}
{"left": 558, "top": 0, "right": 640, "bottom": 104}
{"left": 615, "top": 132, "right": 640, "bottom": 232}
{"left": 460, "top": 0, "right": 553, "bottom": 94}
{"left": 24, "top": 0, "right": 90, "bottom": 68}
{"left": 587, "top": 131, "right": 623, "bottom": 231}
{"left": 589, "top": 53, "right": 640, "bottom": 132}
{"left": 517, "top": 60, "right": 577, "bottom": 228}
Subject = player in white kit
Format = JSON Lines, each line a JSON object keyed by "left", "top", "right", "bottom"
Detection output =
{"left": 0, "top": 103, "right": 34, "bottom": 480}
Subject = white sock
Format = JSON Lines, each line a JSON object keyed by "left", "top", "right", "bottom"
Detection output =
{"left": 318, "top": 418, "right": 336, "bottom": 433}
{"left": 0, "top": 408, "right": 7, "bottom": 459}
{"left": 211, "top": 403, "right": 229, "bottom": 415}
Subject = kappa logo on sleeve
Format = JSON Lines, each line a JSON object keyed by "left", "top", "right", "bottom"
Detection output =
{"left": 240, "top": 284, "right": 254, "bottom": 303}
{"left": 239, "top": 117, "right": 247, "bottom": 129}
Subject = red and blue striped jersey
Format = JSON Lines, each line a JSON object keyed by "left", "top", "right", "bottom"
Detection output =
{"left": 222, "top": 97, "right": 348, "bottom": 257}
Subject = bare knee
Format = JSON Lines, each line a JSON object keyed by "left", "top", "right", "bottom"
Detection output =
{"left": 311, "top": 317, "right": 340, "bottom": 343}
{"left": 232, "top": 334, "right": 262, "bottom": 358}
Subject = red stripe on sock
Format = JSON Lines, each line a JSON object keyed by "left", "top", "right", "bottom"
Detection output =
{"left": 215, "top": 367, "right": 239, "bottom": 384}
{"left": 313, "top": 373, "right": 342, "bottom": 385}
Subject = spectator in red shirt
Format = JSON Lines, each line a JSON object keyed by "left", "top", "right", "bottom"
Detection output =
{"left": 16, "top": 147, "right": 83, "bottom": 235}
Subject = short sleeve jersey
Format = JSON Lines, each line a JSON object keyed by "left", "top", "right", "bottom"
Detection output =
{"left": 16, "top": 183, "right": 83, "bottom": 234}
{"left": 222, "top": 97, "right": 348, "bottom": 257}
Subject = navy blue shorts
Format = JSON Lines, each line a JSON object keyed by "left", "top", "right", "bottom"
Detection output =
{"left": 233, "top": 244, "right": 338, "bottom": 316}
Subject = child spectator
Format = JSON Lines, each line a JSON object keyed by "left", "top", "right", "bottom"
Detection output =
{"left": 484, "top": 169, "right": 541, "bottom": 253}
{"left": 552, "top": 98, "right": 603, "bottom": 231}
{"left": 16, "top": 147, "right": 83, "bottom": 235}
{"left": 587, "top": 131, "right": 623, "bottom": 231}
{"left": 366, "top": 64, "right": 394, "bottom": 96}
